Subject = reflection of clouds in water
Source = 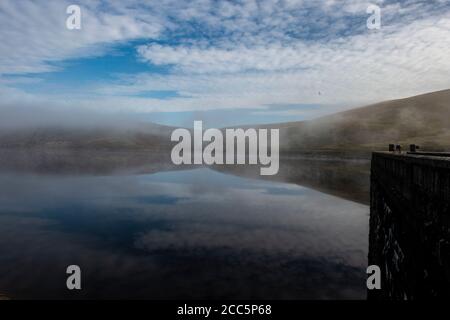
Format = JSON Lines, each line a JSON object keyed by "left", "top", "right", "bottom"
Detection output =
{"left": 0, "top": 213, "right": 366, "bottom": 299}
{"left": 133, "top": 175, "right": 368, "bottom": 268}
{"left": 0, "top": 215, "right": 164, "bottom": 299}
{"left": 0, "top": 168, "right": 369, "bottom": 299}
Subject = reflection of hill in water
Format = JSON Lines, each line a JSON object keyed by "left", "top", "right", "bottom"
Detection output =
{"left": 213, "top": 156, "right": 370, "bottom": 205}
{"left": 0, "top": 149, "right": 370, "bottom": 205}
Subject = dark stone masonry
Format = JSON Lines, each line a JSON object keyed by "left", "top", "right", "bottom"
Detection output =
{"left": 369, "top": 152, "right": 450, "bottom": 299}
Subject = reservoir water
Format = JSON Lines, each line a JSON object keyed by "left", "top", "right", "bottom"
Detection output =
{"left": 0, "top": 151, "right": 370, "bottom": 299}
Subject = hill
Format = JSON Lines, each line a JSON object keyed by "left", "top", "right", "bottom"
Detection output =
{"left": 269, "top": 89, "right": 450, "bottom": 153}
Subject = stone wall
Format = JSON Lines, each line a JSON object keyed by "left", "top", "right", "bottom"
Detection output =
{"left": 369, "top": 152, "right": 450, "bottom": 299}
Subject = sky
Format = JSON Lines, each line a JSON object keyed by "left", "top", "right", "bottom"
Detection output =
{"left": 0, "top": 0, "right": 450, "bottom": 128}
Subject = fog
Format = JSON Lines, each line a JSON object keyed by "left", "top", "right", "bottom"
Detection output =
{"left": 0, "top": 103, "right": 150, "bottom": 131}
{"left": 1, "top": 88, "right": 449, "bottom": 152}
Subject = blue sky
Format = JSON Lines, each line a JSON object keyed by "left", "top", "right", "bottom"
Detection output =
{"left": 1, "top": 0, "right": 450, "bottom": 128}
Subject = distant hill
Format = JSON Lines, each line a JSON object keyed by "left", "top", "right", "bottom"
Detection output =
{"left": 0, "top": 123, "right": 174, "bottom": 150}
{"left": 265, "top": 89, "right": 450, "bottom": 153}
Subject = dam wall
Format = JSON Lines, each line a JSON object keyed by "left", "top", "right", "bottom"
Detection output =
{"left": 369, "top": 152, "right": 450, "bottom": 299}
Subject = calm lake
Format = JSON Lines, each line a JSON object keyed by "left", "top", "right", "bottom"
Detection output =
{"left": 0, "top": 150, "right": 370, "bottom": 299}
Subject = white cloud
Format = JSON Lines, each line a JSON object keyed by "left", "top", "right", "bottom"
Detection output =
{"left": 0, "top": 0, "right": 162, "bottom": 74}
{"left": 100, "top": 15, "right": 450, "bottom": 111}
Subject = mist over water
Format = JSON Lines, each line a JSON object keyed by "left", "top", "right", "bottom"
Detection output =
{"left": 0, "top": 151, "right": 369, "bottom": 299}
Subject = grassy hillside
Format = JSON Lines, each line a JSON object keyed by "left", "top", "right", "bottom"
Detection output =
{"left": 271, "top": 89, "right": 450, "bottom": 153}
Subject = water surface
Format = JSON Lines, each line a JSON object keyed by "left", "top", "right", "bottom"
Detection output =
{"left": 0, "top": 151, "right": 370, "bottom": 299}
